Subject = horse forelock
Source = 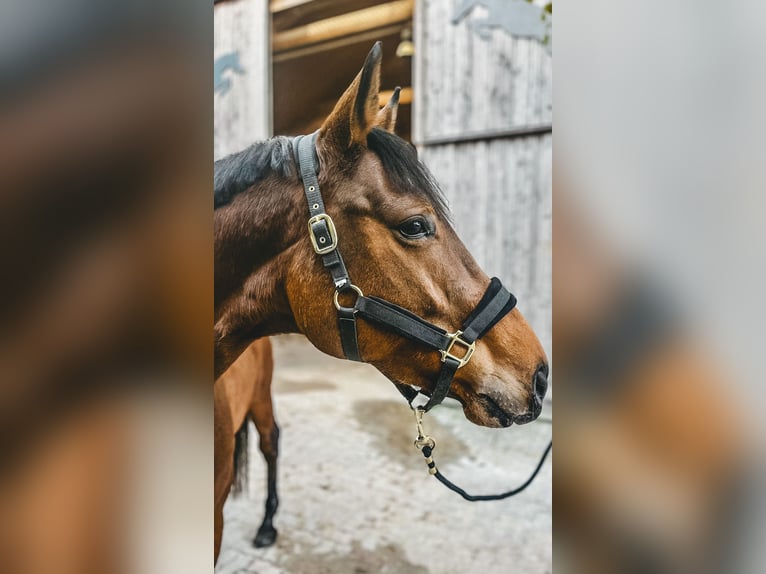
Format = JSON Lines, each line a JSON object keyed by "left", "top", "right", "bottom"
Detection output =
{"left": 366, "top": 128, "right": 451, "bottom": 222}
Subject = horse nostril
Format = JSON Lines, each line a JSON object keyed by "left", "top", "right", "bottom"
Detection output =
{"left": 533, "top": 364, "right": 549, "bottom": 403}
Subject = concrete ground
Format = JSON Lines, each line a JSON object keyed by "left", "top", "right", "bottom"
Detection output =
{"left": 217, "top": 335, "right": 552, "bottom": 574}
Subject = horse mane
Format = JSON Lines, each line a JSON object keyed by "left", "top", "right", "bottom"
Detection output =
{"left": 214, "top": 136, "right": 296, "bottom": 209}
{"left": 214, "top": 129, "right": 450, "bottom": 221}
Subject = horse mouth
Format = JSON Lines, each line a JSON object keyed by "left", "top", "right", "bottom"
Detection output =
{"left": 478, "top": 394, "right": 516, "bottom": 427}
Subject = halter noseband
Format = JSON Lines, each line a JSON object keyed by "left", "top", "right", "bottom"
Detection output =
{"left": 292, "top": 131, "right": 517, "bottom": 411}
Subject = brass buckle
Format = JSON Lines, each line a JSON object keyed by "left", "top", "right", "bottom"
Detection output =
{"left": 307, "top": 213, "right": 338, "bottom": 255}
{"left": 440, "top": 330, "right": 475, "bottom": 368}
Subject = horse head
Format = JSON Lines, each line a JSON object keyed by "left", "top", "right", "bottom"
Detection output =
{"left": 282, "top": 43, "right": 548, "bottom": 427}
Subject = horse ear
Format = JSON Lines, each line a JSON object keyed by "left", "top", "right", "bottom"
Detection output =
{"left": 375, "top": 87, "right": 400, "bottom": 133}
{"left": 320, "top": 42, "right": 383, "bottom": 150}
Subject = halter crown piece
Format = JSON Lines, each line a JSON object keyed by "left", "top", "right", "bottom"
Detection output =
{"left": 292, "top": 131, "right": 517, "bottom": 411}
{"left": 291, "top": 132, "right": 550, "bottom": 501}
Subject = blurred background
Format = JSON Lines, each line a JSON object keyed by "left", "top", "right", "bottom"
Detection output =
{"left": 556, "top": 1, "right": 765, "bottom": 573}
{"left": 0, "top": 1, "right": 213, "bottom": 573}
{"left": 214, "top": 1, "right": 552, "bottom": 573}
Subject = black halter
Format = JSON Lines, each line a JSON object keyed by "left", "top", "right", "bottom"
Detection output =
{"left": 292, "top": 132, "right": 551, "bottom": 501}
{"left": 292, "top": 131, "right": 517, "bottom": 411}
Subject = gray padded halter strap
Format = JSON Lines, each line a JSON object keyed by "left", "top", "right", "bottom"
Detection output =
{"left": 293, "top": 132, "right": 323, "bottom": 214}
{"left": 293, "top": 131, "right": 351, "bottom": 290}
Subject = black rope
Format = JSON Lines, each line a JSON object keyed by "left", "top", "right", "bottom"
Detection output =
{"left": 420, "top": 440, "right": 552, "bottom": 502}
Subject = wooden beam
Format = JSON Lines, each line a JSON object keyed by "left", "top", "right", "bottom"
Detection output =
{"left": 270, "top": 0, "right": 313, "bottom": 12}
{"left": 379, "top": 86, "right": 412, "bottom": 106}
{"left": 272, "top": 24, "right": 403, "bottom": 62}
{"left": 273, "top": 0, "right": 413, "bottom": 53}
{"left": 272, "top": 0, "right": 390, "bottom": 32}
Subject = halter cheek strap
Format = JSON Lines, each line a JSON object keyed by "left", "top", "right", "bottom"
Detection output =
{"left": 292, "top": 132, "right": 516, "bottom": 411}
{"left": 292, "top": 132, "right": 352, "bottom": 291}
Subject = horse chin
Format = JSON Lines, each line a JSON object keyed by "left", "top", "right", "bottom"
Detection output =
{"left": 461, "top": 394, "right": 517, "bottom": 428}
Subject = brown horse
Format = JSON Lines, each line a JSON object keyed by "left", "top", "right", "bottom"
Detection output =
{"left": 213, "top": 43, "right": 548, "bottom": 559}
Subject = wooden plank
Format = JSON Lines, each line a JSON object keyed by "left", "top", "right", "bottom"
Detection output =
{"left": 273, "top": 0, "right": 413, "bottom": 53}
{"left": 454, "top": 0, "right": 470, "bottom": 134}
{"left": 422, "top": 0, "right": 447, "bottom": 138}
{"left": 214, "top": 0, "right": 271, "bottom": 159}
{"left": 411, "top": 0, "right": 426, "bottom": 144}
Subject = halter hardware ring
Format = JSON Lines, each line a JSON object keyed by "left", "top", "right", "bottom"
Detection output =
{"left": 308, "top": 213, "right": 338, "bottom": 255}
{"left": 333, "top": 283, "right": 364, "bottom": 311}
{"left": 440, "top": 330, "right": 476, "bottom": 368}
{"left": 415, "top": 436, "right": 436, "bottom": 450}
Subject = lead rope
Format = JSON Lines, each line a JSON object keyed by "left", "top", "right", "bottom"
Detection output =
{"left": 412, "top": 407, "right": 552, "bottom": 501}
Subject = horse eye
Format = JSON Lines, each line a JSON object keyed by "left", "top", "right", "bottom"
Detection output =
{"left": 398, "top": 217, "right": 430, "bottom": 239}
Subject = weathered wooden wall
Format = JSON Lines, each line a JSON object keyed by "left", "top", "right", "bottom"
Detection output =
{"left": 214, "top": 0, "right": 271, "bottom": 160}
{"left": 414, "top": 0, "right": 552, "bottom": 357}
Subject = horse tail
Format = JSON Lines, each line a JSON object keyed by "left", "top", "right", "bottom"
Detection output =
{"left": 232, "top": 417, "right": 250, "bottom": 495}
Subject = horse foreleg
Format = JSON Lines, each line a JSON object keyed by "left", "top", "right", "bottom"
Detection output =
{"left": 253, "top": 418, "right": 279, "bottom": 548}
{"left": 250, "top": 342, "right": 279, "bottom": 548}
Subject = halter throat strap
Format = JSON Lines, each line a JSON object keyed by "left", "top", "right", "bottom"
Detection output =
{"left": 292, "top": 132, "right": 517, "bottom": 411}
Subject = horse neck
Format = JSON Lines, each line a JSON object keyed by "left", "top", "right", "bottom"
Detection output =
{"left": 214, "top": 176, "right": 304, "bottom": 377}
